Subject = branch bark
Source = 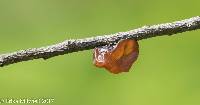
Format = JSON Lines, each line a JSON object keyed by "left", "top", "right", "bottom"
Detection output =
{"left": 1, "top": 16, "right": 200, "bottom": 67}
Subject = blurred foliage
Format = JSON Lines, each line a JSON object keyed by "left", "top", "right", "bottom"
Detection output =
{"left": 0, "top": 0, "right": 200, "bottom": 105}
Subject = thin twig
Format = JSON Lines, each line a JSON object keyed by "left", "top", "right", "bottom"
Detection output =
{"left": 0, "top": 16, "right": 200, "bottom": 67}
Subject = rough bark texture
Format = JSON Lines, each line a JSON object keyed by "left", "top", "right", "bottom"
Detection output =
{"left": 0, "top": 16, "right": 200, "bottom": 67}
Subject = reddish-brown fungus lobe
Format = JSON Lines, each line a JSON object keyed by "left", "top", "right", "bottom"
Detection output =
{"left": 93, "top": 39, "right": 139, "bottom": 74}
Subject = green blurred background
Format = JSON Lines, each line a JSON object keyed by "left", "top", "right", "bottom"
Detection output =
{"left": 0, "top": 0, "right": 200, "bottom": 105}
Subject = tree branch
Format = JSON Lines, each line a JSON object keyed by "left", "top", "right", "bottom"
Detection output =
{"left": 0, "top": 16, "right": 200, "bottom": 67}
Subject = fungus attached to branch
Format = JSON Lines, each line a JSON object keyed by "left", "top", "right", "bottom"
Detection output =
{"left": 93, "top": 39, "right": 139, "bottom": 74}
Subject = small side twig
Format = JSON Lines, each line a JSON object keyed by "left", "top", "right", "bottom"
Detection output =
{"left": 0, "top": 16, "right": 200, "bottom": 67}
